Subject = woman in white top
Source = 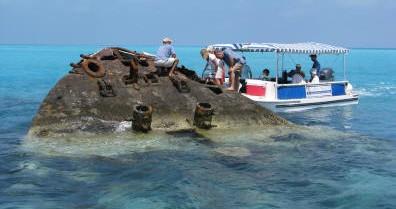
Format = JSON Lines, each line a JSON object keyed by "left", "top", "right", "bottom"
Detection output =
{"left": 200, "top": 48, "right": 225, "bottom": 85}
{"left": 310, "top": 68, "right": 320, "bottom": 84}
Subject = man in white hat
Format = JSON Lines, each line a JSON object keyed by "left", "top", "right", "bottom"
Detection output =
{"left": 155, "top": 37, "right": 179, "bottom": 75}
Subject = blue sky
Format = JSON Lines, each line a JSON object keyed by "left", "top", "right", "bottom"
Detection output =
{"left": 0, "top": 0, "right": 395, "bottom": 47}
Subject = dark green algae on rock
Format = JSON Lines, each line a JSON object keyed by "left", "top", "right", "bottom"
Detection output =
{"left": 27, "top": 48, "right": 289, "bottom": 138}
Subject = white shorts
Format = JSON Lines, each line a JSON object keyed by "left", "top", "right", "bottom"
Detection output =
{"left": 155, "top": 58, "right": 176, "bottom": 68}
{"left": 215, "top": 67, "right": 224, "bottom": 79}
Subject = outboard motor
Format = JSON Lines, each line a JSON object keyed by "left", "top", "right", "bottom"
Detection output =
{"left": 319, "top": 68, "right": 334, "bottom": 81}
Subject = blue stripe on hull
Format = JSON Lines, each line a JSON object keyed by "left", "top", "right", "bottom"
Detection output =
{"left": 331, "top": 83, "right": 346, "bottom": 96}
{"left": 277, "top": 86, "right": 306, "bottom": 99}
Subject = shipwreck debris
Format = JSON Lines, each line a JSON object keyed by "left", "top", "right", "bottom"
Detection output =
{"left": 28, "top": 47, "right": 289, "bottom": 137}
{"left": 132, "top": 104, "right": 153, "bottom": 132}
{"left": 169, "top": 73, "right": 190, "bottom": 93}
{"left": 193, "top": 103, "right": 215, "bottom": 129}
{"left": 97, "top": 79, "right": 116, "bottom": 97}
{"left": 82, "top": 59, "right": 106, "bottom": 78}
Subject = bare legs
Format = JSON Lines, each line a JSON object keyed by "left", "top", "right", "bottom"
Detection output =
{"left": 214, "top": 78, "right": 223, "bottom": 86}
{"left": 227, "top": 64, "right": 242, "bottom": 91}
{"left": 233, "top": 73, "right": 240, "bottom": 91}
{"left": 168, "top": 58, "right": 179, "bottom": 76}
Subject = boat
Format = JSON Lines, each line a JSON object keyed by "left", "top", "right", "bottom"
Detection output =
{"left": 205, "top": 42, "right": 359, "bottom": 112}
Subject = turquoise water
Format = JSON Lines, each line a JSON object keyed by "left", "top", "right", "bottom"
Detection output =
{"left": 1, "top": 45, "right": 396, "bottom": 208}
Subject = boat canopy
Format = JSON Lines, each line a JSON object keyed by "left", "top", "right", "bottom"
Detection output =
{"left": 209, "top": 42, "right": 349, "bottom": 54}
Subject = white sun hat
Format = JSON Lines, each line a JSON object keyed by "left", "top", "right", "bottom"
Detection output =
{"left": 162, "top": 37, "right": 173, "bottom": 43}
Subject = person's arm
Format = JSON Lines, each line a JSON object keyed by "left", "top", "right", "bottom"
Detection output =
{"left": 170, "top": 46, "right": 176, "bottom": 58}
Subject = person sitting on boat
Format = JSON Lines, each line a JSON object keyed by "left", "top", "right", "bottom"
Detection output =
{"left": 309, "top": 68, "right": 320, "bottom": 84}
{"left": 217, "top": 48, "right": 246, "bottom": 91}
{"left": 260, "top": 68, "right": 270, "bottom": 81}
{"left": 291, "top": 64, "right": 306, "bottom": 84}
{"left": 310, "top": 54, "right": 321, "bottom": 74}
{"left": 155, "top": 37, "right": 179, "bottom": 76}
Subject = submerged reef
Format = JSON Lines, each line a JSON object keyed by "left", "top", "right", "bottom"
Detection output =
{"left": 28, "top": 47, "right": 288, "bottom": 138}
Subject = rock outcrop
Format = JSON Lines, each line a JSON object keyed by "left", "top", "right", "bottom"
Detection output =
{"left": 28, "top": 47, "right": 288, "bottom": 137}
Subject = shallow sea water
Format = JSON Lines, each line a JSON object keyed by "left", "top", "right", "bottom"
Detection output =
{"left": 1, "top": 45, "right": 396, "bottom": 208}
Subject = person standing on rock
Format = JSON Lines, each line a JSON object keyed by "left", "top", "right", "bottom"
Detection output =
{"left": 216, "top": 48, "right": 246, "bottom": 91}
{"left": 155, "top": 37, "right": 179, "bottom": 76}
{"left": 200, "top": 48, "right": 225, "bottom": 86}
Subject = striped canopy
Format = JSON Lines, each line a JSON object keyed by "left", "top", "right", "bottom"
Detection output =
{"left": 209, "top": 42, "right": 349, "bottom": 54}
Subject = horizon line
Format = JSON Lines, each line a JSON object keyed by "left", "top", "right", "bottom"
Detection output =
{"left": 1, "top": 43, "right": 396, "bottom": 50}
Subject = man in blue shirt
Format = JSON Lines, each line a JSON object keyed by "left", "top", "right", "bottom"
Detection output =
{"left": 310, "top": 54, "right": 321, "bottom": 75}
{"left": 155, "top": 37, "right": 179, "bottom": 75}
{"left": 217, "top": 48, "right": 246, "bottom": 91}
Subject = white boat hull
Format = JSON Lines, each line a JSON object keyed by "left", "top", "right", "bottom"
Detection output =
{"left": 244, "top": 94, "right": 359, "bottom": 112}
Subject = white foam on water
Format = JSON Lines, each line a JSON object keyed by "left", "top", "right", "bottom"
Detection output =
{"left": 115, "top": 121, "right": 132, "bottom": 132}
{"left": 22, "top": 131, "right": 201, "bottom": 157}
{"left": 21, "top": 124, "right": 360, "bottom": 158}
{"left": 355, "top": 83, "right": 396, "bottom": 97}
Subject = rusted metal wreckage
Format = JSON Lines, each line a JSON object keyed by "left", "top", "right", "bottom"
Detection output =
{"left": 69, "top": 47, "right": 217, "bottom": 131}
{"left": 28, "top": 47, "right": 288, "bottom": 137}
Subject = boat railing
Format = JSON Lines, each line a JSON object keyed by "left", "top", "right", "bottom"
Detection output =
{"left": 276, "top": 80, "right": 349, "bottom": 100}
{"left": 276, "top": 80, "right": 348, "bottom": 87}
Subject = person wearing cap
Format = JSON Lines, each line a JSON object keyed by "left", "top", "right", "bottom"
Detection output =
{"left": 310, "top": 54, "right": 321, "bottom": 74}
{"left": 291, "top": 64, "right": 306, "bottom": 84}
{"left": 155, "top": 37, "right": 179, "bottom": 75}
{"left": 218, "top": 48, "right": 246, "bottom": 91}
{"left": 309, "top": 68, "right": 320, "bottom": 84}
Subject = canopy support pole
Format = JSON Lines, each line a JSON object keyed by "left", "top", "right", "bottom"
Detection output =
{"left": 275, "top": 53, "right": 279, "bottom": 99}
{"left": 276, "top": 53, "right": 279, "bottom": 83}
{"left": 343, "top": 54, "right": 346, "bottom": 80}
